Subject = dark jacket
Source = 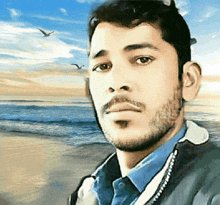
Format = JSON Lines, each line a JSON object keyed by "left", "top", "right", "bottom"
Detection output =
{"left": 145, "top": 139, "right": 220, "bottom": 205}
{"left": 68, "top": 122, "right": 220, "bottom": 205}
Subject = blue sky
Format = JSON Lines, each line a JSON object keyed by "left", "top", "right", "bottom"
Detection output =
{"left": 0, "top": 0, "right": 220, "bottom": 97}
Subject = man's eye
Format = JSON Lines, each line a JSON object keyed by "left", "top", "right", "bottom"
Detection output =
{"left": 136, "top": 56, "right": 153, "bottom": 65}
{"left": 93, "top": 63, "right": 111, "bottom": 72}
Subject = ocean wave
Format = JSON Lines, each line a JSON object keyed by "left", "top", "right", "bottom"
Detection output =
{"left": 0, "top": 121, "right": 68, "bottom": 137}
{"left": 0, "top": 114, "right": 96, "bottom": 124}
{"left": 0, "top": 120, "right": 106, "bottom": 146}
{"left": 0, "top": 100, "right": 92, "bottom": 107}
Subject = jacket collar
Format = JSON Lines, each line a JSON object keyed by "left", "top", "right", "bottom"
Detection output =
{"left": 179, "top": 120, "right": 209, "bottom": 145}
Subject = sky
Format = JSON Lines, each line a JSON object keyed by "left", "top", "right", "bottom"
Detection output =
{"left": 0, "top": 0, "right": 220, "bottom": 98}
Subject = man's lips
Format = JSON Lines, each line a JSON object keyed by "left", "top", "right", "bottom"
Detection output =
{"left": 101, "top": 95, "right": 146, "bottom": 116}
{"left": 106, "top": 102, "right": 142, "bottom": 114}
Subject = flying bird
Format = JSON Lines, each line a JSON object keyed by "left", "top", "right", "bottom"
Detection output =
{"left": 38, "top": 28, "right": 54, "bottom": 37}
{"left": 71, "top": 64, "right": 85, "bottom": 70}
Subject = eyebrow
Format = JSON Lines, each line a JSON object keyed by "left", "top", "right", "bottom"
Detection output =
{"left": 91, "top": 50, "right": 108, "bottom": 59}
{"left": 91, "top": 42, "right": 159, "bottom": 59}
{"left": 124, "top": 43, "right": 159, "bottom": 52}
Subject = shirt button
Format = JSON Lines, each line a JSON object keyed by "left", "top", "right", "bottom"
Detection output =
{"left": 119, "top": 182, "right": 125, "bottom": 188}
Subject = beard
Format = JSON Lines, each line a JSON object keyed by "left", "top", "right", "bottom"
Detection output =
{"left": 91, "top": 85, "right": 183, "bottom": 152}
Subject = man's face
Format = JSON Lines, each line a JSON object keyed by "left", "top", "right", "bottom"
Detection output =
{"left": 89, "top": 22, "right": 183, "bottom": 152}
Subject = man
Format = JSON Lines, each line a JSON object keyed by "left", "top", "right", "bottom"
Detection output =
{"left": 69, "top": 0, "right": 220, "bottom": 204}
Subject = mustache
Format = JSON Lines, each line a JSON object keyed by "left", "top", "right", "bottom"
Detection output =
{"left": 102, "top": 95, "right": 146, "bottom": 113}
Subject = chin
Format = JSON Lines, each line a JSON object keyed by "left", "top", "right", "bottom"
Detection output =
{"left": 103, "top": 127, "right": 171, "bottom": 152}
{"left": 98, "top": 85, "right": 183, "bottom": 152}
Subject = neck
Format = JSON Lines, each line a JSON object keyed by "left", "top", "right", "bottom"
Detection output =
{"left": 116, "top": 109, "right": 184, "bottom": 177}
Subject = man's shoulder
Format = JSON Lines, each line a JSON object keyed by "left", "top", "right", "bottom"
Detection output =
{"left": 175, "top": 137, "right": 220, "bottom": 170}
{"left": 68, "top": 153, "right": 116, "bottom": 205}
{"left": 156, "top": 139, "right": 220, "bottom": 205}
{"left": 68, "top": 175, "right": 98, "bottom": 205}
{"left": 177, "top": 120, "right": 220, "bottom": 165}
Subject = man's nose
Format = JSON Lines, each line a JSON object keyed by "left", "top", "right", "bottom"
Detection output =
{"left": 108, "top": 85, "right": 130, "bottom": 93}
{"left": 107, "top": 63, "right": 132, "bottom": 93}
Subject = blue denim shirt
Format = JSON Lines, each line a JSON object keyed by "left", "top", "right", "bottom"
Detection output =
{"left": 92, "top": 124, "right": 186, "bottom": 205}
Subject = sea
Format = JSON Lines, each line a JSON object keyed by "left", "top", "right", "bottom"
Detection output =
{"left": 0, "top": 95, "right": 220, "bottom": 146}
{"left": 0, "top": 96, "right": 109, "bottom": 146}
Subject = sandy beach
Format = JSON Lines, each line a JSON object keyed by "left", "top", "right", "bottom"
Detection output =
{"left": 0, "top": 131, "right": 114, "bottom": 205}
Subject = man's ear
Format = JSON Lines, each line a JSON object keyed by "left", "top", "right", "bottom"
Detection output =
{"left": 182, "top": 61, "right": 202, "bottom": 101}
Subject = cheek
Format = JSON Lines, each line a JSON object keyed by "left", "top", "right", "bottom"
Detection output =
{"left": 138, "top": 71, "right": 179, "bottom": 107}
{"left": 89, "top": 77, "right": 105, "bottom": 108}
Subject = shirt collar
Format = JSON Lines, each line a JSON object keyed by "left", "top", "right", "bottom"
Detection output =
{"left": 92, "top": 152, "right": 120, "bottom": 186}
{"left": 127, "top": 123, "right": 186, "bottom": 192}
{"left": 93, "top": 123, "right": 186, "bottom": 193}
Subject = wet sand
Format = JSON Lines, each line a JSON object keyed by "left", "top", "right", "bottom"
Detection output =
{"left": 0, "top": 131, "right": 114, "bottom": 205}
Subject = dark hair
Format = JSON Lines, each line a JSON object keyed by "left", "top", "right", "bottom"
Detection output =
{"left": 88, "top": 0, "right": 193, "bottom": 80}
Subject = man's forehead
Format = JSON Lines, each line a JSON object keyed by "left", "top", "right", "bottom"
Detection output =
{"left": 89, "top": 22, "right": 162, "bottom": 57}
{"left": 91, "top": 21, "right": 161, "bottom": 41}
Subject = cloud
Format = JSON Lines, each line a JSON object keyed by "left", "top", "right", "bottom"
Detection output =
{"left": 196, "top": 7, "right": 219, "bottom": 22}
{"left": 0, "top": 36, "right": 74, "bottom": 61}
{"left": 0, "top": 80, "right": 86, "bottom": 96}
{"left": 0, "top": 67, "right": 88, "bottom": 83}
{"left": 7, "top": 8, "right": 22, "bottom": 18}
{"left": 175, "top": 0, "right": 189, "bottom": 16}
{"left": 200, "top": 82, "right": 220, "bottom": 95}
{"left": 0, "top": 22, "right": 37, "bottom": 35}
{"left": 60, "top": 8, "right": 68, "bottom": 16}
{"left": 0, "top": 70, "right": 34, "bottom": 84}
{"left": 59, "top": 35, "right": 87, "bottom": 43}
{"left": 34, "top": 63, "right": 89, "bottom": 77}
{"left": 179, "top": 10, "right": 189, "bottom": 16}
{"left": 0, "top": 58, "right": 54, "bottom": 66}
{"left": 0, "top": 63, "right": 88, "bottom": 81}
{"left": 204, "top": 7, "right": 218, "bottom": 18}
{"left": 31, "top": 14, "right": 85, "bottom": 24}
{"left": 0, "top": 22, "right": 87, "bottom": 68}
{"left": 72, "top": 45, "right": 87, "bottom": 53}
{"left": 0, "top": 68, "right": 87, "bottom": 96}
{"left": 175, "top": 0, "right": 188, "bottom": 7}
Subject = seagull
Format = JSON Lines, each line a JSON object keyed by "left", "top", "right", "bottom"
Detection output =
{"left": 71, "top": 64, "right": 85, "bottom": 69}
{"left": 38, "top": 28, "right": 54, "bottom": 37}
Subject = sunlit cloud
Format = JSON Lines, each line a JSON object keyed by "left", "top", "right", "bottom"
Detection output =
{"left": 60, "top": 8, "right": 68, "bottom": 16}
{"left": 7, "top": 8, "right": 22, "bottom": 19}
{"left": 201, "top": 82, "right": 220, "bottom": 94}
{"left": 175, "top": 0, "right": 189, "bottom": 16}
{"left": 35, "top": 63, "right": 88, "bottom": 77}
{"left": 179, "top": 10, "right": 189, "bottom": 16}
{"left": 0, "top": 68, "right": 87, "bottom": 83}
{"left": 212, "top": 35, "right": 216, "bottom": 39}
{"left": 175, "top": 0, "right": 188, "bottom": 7}
{"left": 0, "top": 71, "right": 34, "bottom": 84}
{"left": 0, "top": 69, "right": 87, "bottom": 96}
{"left": 202, "top": 61, "right": 220, "bottom": 76}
